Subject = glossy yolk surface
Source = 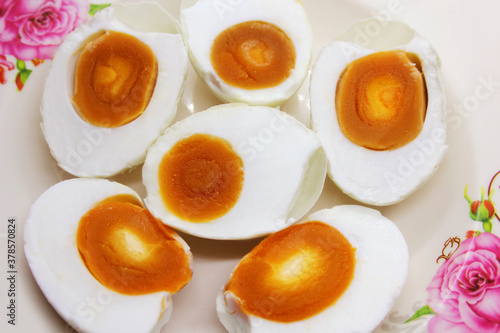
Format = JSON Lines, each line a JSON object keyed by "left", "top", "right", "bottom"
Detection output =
{"left": 335, "top": 50, "right": 427, "bottom": 150}
{"left": 159, "top": 134, "right": 244, "bottom": 223}
{"left": 76, "top": 195, "right": 192, "bottom": 295}
{"left": 73, "top": 30, "right": 158, "bottom": 128}
{"left": 225, "top": 221, "right": 356, "bottom": 322}
{"left": 210, "top": 21, "right": 295, "bottom": 89}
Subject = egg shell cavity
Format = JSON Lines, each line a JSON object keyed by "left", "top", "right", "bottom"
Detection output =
{"left": 41, "top": 1, "right": 188, "bottom": 178}
{"left": 217, "top": 205, "right": 410, "bottom": 333}
{"left": 143, "top": 103, "right": 327, "bottom": 240}
{"left": 180, "top": 0, "right": 313, "bottom": 106}
{"left": 310, "top": 18, "right": 448, "bottom": 206}
{"left": 23, "top": 178, "right": 193, "bottom": 333}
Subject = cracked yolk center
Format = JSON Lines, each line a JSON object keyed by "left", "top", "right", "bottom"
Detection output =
{"left": 210, "top": 21, "right": 295, "bottom": 89}
{"left": 76, "top": 195, "right": 192, "bottom": 295}
{"left": 364, "top": 74, "right": 403, "bottom": 122}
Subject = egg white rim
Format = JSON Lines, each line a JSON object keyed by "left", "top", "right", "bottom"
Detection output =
{"left": 41, "top": 2, "right": 188, "bottom": 178}
{"left": 142, "top": 103, "right": 326, "bottom": 240}
{"left": 180, "top": 0, "right": 313, "bottom": 106}
{"left": 217, "top": 204, "right": 410, "bottom": 333}
{"left": 310, "top": 18, "right": 448, "bottom": 206}
{"left": 23, "top": 178, "right": 194, "bottom": 333}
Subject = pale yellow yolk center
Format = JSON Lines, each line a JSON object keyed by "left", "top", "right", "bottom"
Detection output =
{"left": 115, "top": 228, "right": 151, "bottom": 261}
{"left": 92, "top": 55, "right": 133, "bottom": 104}
{"left": 364, "top": 74, "right": 403, "bottom": 122}
{"left": 274, "top": 249, "right": 320, "bottom": 284}
{"left": 240, "top": 39, "right": 273, "bottom": 67}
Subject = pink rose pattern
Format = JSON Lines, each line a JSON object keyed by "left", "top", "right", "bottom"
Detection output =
{"left": 408, "top": 178, "right": 500, "bottom": 332}
{"left": 0, "top": 0, "right": 90, "bottom": 90}
{"left": 0, "top": 54, "right": 15, "bottom": 84}
{"left": 427, "top": 232, "right": 500, "bottom": 332}
{"left": 0, "top": 0, "right": 89, "bottom": 60}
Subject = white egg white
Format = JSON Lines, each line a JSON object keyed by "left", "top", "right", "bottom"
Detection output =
{"left": 24, "top": 178, "right": 193, "bottom": 333}
{"left": 41, "top": 2, "right": 188, "bottom": 178}
{"left": 217, "top": 205, "right": 409, "bottom": 333}
{"left": 180, "top": 0, "right": 313, "bottom": 106}
{"left": 310, "top": 18, "right": 448, "bottom": 206}
{"left": 142, "top": 103, "right": 326, "bottom": 240}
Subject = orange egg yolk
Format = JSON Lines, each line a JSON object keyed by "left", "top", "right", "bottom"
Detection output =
{"left": 76, "top": 195, "right": 192, "bottom": 295}
{"left": 210, "top": 20, "right": 296, "bottom": 90}
{"left": 73, "top": 30, "right": 158, "bottom": 128}
{"left": 158, "top": 133, "right": 244, "bottom": 223}
{"left": 225, "top": 221, "right": 356, "bottom": 322}
{"left": 335, "top": 50, "right": 427, "bottom": 150}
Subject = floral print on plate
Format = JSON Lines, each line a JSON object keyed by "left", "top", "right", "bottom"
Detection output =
{"left": 407, "top": 171, "right": 500, "bottom": 332}
{"left": 0, "top": 0, "right": 109, "bottom": 90}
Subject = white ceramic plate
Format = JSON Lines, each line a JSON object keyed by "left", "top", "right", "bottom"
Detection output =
{"left": 1, "top": 0, "right": 500, "bottom": 332}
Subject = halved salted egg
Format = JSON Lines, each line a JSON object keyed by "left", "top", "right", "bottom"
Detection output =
{"left": 310, "top": 19, "right": 448, "bottom": 205}
{"left": 217, "top": 205, "right": 409, "bottom": 332}
{"left": 142, "top": 103, "right": 326, "bottom": 239}
{"left": 24, "top": 178, "right": 193, "bottom": 333}
{"left": 41, "top": 2, "right": 188, "bottom": 177}
{"left": 180, "top": 0, "right": 312, "bottom": 106}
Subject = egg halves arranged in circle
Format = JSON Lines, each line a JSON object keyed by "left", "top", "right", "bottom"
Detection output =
{"left": 217, "top": 205, "right": 409, "bottom": 332}
{"left": 24, "top": 178, "right": 193, "bottom": 333}
{"left": 142, "top": 104, "right": 327, "bottom": 240}
{"left": 310, "top": 19, "right": 448, "bottom": 205}
{"left": 180, "top": 0, "right": 313, "bottom": 106}
{"left": 41, "top": 2, "right": 188, "bottom": 178}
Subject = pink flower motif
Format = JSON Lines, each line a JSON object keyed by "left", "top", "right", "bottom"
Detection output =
{"left": 0, "top": 55, "right": 15, "bottom": 84}
{"left": 0, "top": 0, "right": 89, "bottom": 60}
{"left": 427, "top": 232, "right": 500, "bottom": 333}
